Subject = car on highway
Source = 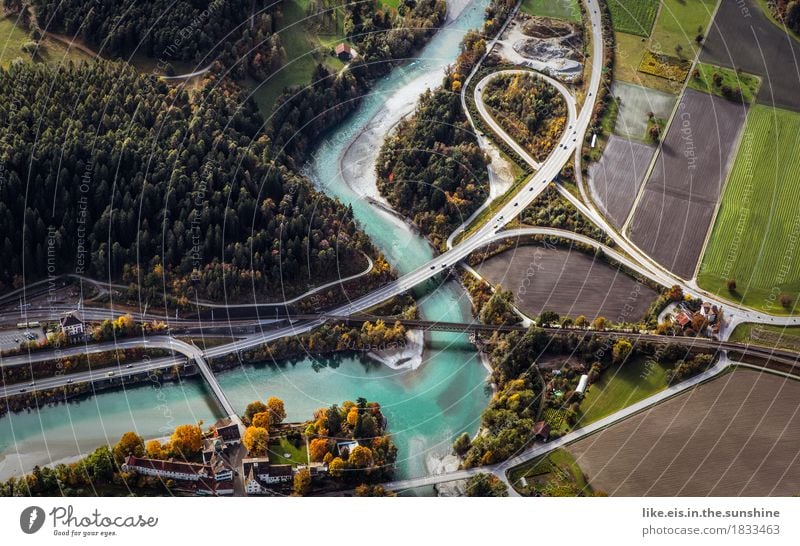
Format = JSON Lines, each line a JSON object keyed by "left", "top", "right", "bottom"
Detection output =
{"left": 67, "top": 379, "right": 73, "bottom": 384}
{"left": 126, "top": 364, "right": 133, "bottom": 369}
{"left": 107, "top": 372, "right": 115, "bottom": 377}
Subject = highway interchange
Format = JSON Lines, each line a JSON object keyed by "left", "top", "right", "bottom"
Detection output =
{"left": 2, "top": 0, "right": 800, "bottom": 492}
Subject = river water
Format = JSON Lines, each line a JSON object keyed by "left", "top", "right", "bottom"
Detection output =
{"left": 0, "top": 0, "right": 491, "bottom": 483}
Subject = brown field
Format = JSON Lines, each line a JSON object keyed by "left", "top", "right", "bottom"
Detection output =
{"left": 474, "top": 243, "right": 657, "bottom": 320}
{"left": 588, "top": 135, "right": 656, "bottom": 229}
{"left": 628, "top": 90, "right": 747, "bottom": 279}
{"left": 567, "top": 369, "right": 800, "bottom": 496}
{"left": 701, "top": 0, "right": 800, "bottom": 111}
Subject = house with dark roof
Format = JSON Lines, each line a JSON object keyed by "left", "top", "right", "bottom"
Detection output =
{"left": 59, "top": 311, "right": 87, "bottom": 340}
{"left": 532, "top": 421, "right": 550, "bottom": 442}
{"left": 335, "top": 43, "right": 352, "bottom": 60}
{"left": 215, "top": 422, "right": 241, "bottom": 445}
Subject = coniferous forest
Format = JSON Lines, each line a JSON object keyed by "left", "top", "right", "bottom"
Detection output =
{"left": 0, "top": 61, "right": 370, "bottom": 300}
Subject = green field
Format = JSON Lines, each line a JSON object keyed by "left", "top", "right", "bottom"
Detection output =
{"left": 613, "top": 31, "right": 683, "bottom": 93}
{"left": 520, "top": 0, "right": 581, "bottom": 22}
{"left": 607, "top": 0, "right": 659, "bottom": 37}
{"left": 0, "top": 17, "right": 89, "bottom": 69}
{"left": 698, "top": 105, "right": 800, "bottom": 314}
{"left": 578, "top": 358, "right": 670, "bottom": 424}
{"left": 267, "top": 436, "right": 309, "bottom": 466}
{"left": 688, "top": 62, "right": 761, "bottom": 103}
{"left": 508, "top": 448, "right": 591, "bottom": 496}
{"left": 649, "top": 0, "right": 716, "bottom": 59}
{"left": 252, "top": 0, "right": 345, "bottom": 115}
{"left": 728, "top": 323, "right": 800, "bottom": 353}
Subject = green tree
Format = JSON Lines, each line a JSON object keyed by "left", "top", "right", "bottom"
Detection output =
{"left": 465, "top": 473, "right": 508, "bottom": 497}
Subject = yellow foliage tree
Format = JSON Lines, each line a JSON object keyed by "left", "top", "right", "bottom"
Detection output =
{"left": 293, "top": 468, "right": 312, "bottom": 496}
{"left": 113, "top": 431, "right": 144, "bottom": 462}
{"left": 251, "top": 411, "right": 271, "bottom": 431}
{"left": 346, "top": 406, "right": 359, "bottom": 426}
{"left": 243, "top": 426, "right": 270, "bottom": 456}
{"left": 348, "top": 445, "right": 373, "bottom": 468}
{"left": 146, "top": 439, "right": 166, "bottom": 459}
{"left": 169, "top": 424, "right": 202, "bottom": 458}
{"left": 329, "top": 457, "right": 346, "bottom": 478}
{"left": 309, "top": 438, "right": 330, "bottom": 462}
{"left": 266, "top": 396, "right": 286, "bottom": 425}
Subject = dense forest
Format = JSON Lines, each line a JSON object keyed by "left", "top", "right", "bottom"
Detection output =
{"left": 482, "top": 72, "right": 566, "bottom": 162}
{"left": 376, "top": 87, "right": 488, "bottom": 248}
{"left": 0, "top": 61, "right": 371, "bottom": 299}
{"left": 26, "top": 0, "right": 286, "bottom": 78}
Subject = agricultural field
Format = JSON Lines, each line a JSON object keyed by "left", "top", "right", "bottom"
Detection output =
{"left": 509, "top": 449, "right": 594, "bottom": 496}
{"left": 697, "top": 105, "right": 800, "bottom": 313}
{"left": 649, "top": 0, "right": 716, "bottom": 59}
{"left": 566, "top": 369, "right": 800, "bottom": 495}
{"left": 474, "top": 244, "right": 658, "bottom": 320}
{"left": 0, "top": 16, "right": 90, "bottom": 69}
{"left": 613, "top": 31, "right": 684, "bottom": 93}
{"left": 628, "top": 90, "right": 748, "bottom": 279}
{"left": 701, "top": 0, "right": 800, "bottom": 110}
{"left": 588, "top": 135, "right": 655, "bottom": 228}
{"left": 729, "top": 323, "right": 800, "bottom": 353}
{"left": 577, "top": 358, "right": 670, "bottom": 425}
{"left": 612, "top": 80, "right": 677, "bottom": 140}
{"left": 638, "top": 50, "right": 691, "bottom": 82}
{"left": 520, "top": 0, "right": 581, "bottom": 22}
{"left": 687, "top": 62, "right": 761, "bottom": 104}
{"left": 606, "top": 0, "right": 659, "bottom": 37}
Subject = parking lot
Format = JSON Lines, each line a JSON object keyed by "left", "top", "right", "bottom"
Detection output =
{"left": 0, "top": 327, "right": 44, "bottom": 351}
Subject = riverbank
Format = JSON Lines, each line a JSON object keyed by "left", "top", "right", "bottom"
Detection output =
{"left": 368, "top": 329, "right": 425, "bottom": 370}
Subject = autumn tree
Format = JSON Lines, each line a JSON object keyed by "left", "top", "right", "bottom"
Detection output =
{"left": 355, "top": 484, "right": 396, "bottom": 496}
{"left": 590, "top": 316, "right": 606, "bottom": 331}
{"left": 169, "top": 424, "right": 202, "bottom": 458}
{"left": 251, "top": 411, "right": 271, "bottom": 431}
{"left": 146, "top": 439, "right": 166, "bottom": 459}
{"left": 328, "top": 457, "right": 346, "bottom": 478}
{"left": 266, "top": 397, "right": 287, "bottom": 425}
{"left": 309, "top": 438, "right": 331, "bottom": 462}
{"left": 243, "top": 427, "right": 270, "bottom": 456}
{"left": 293, "top": 468, "right": 312, "bottom": 496}
{"left": 244, "top": 401, "right": 267, "bottom": 423}
{"left": 612, "top": 339, "right": 632, "bottom": 364}
{"left": 575, "top": 315, "right": 587, "bottom": 329}
{"left": 348, "top": 445, "right": 373, "bottom": 468}
{"left": 113, "top": 431, "right": 144, "bottom": 462}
